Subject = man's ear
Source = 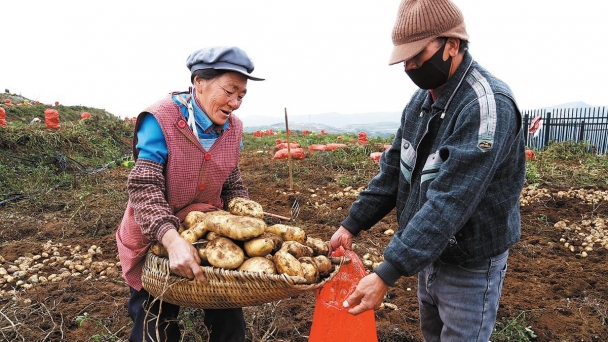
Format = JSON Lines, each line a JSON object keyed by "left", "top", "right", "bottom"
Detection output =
{"left": 446, "top": 38, "right": 460, "bottom": 57}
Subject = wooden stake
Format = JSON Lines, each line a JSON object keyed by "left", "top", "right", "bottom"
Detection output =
{"left": 284, "top": 107, "right": 293, "bottom": 190}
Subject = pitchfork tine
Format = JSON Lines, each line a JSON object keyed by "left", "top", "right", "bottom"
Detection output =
{"left": 289, "top": 199, "right": 300, "bottom": 221}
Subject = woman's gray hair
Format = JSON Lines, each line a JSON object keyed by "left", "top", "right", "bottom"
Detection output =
{"left": 190, "top": 69, "right": 230, "bottom": 84}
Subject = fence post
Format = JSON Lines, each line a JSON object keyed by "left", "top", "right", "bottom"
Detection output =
{"left": 543, "top": 112, "right": 552, "bottom": 149}
{"left": 579, "top": 120, "right": 585, "bottom": 142}
{"left": 523, "top": 113, "right": 530, "bottom": 146}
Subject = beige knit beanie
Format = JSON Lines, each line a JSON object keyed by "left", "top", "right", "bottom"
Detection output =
{"left": 389, "top": 0, "right": 469, "bottom": 65}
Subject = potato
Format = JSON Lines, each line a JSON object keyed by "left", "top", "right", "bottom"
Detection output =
{"left": 306, "top": 236, "right": 329, "bottom": 256}
{"left": 313, "top": 255, "right": 334, "bottom": 277}
{"left": 205, "top": 237, "right": 245, "bottom": 269}
{"left": 280, "top": 241, "right": 313, "bottom": 258}
{"left": 205, "top": 231, "right": 220, "bottom": 240}
{"left": 203, "top": 212, "right": 233, "bottom": 234}
{"left": 228, "top": 197, "right": 264, "bottom": 219}
{"left": 150, "top": 242, "right": 168, "bottom": 257}
{"left": 205, "top": 214, "right": 266, "bottom": 241}
{"left": 266, "top": 224, "right": 307, "bottom": 244}
{"left": 206, "top": 210, "right": 232, "bottom": 217}
{"left": 263, "top": 232, "right": 283, "bottom": 253}
{"left": 298, "top": 257, "right": 320, "bottom": 283}
{"left": 190, "top": 221, "right": 207, "bottom": 240}
{"left": 244, "top": 236, "right": 276, "bottom": 257}
{"left": 298, "top": 257, "right": 321, "bottom": 284}
{"left": 238, "top": 257, "right": 277, "bottom": 275}
{"left": 273, "top": 250, "right": 304, "bottom": 277}
{"left": 183, "top": 211, "right": 207, "bottom": 229}
{"left": 180, "top": 229, "right": 198, "bottom": 243}
{"left": 196, "top": 242, "right": 210, "bottom": 265}
{"left": 203, "top": 210, "right": 232, "bottom": 226}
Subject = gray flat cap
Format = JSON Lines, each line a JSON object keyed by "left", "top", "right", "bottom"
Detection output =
{"left": 186, "top": 46, "right": 264, "bottom": 81}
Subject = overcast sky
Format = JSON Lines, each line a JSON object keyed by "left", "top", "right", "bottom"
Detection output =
{"left": 1, "top": 0, "right": 605, "bottom": 119}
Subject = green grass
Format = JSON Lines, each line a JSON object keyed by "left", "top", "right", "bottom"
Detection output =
{"left": 491, "top": 310, "right": 541, "bottom": 342}
{"left": 75, "top": 312, "right": 128, "bottom": 342}
{"left": 524, "top": 141, "right": 608, "bottom": 187}
{"left": 0, "top": 107, "right": 133, "bottom": 215}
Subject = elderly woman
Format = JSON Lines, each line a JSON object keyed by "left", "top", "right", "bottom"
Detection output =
{"left": 116, "top": 46, "right": 264, "bottom": 342}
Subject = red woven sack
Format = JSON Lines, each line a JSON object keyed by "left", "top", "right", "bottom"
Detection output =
{"left": 0, "top": 107, "right": 7, "bottom": 127}
{"left": 308, "top": 144, "right": 327, "bottom": 151}
{"left": 44, "top": 108, "right": 61, "bottom": 129}
{"left": 272, "top": 147, "right": 305, "bottom": 160}
{"left": 324, "top": 143, "right": 347, "bottom": 151}
{"left": 369, "top": 152, "right": 383, "bottom": 162}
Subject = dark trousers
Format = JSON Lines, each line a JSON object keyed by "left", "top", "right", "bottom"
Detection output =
{"left": 128, "top": 287, "right": 246, "bottom": 342}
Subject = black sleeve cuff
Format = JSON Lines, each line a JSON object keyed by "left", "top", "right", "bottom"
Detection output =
{"left": 341, "top": 216, "right": 363, "bottom": 236}
{"left": 373, "top": 260, "right": 402, "bottom": 286}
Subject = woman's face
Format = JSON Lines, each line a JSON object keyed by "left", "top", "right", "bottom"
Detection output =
{"left": 193, "top": 72, "right": 248, "bottom": 125}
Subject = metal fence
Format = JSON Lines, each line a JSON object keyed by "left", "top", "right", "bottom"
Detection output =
{"left": 522, "top": 107, "right": 608, "bottom": 154}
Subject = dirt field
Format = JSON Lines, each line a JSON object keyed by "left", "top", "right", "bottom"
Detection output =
{"left": 1, "top": 144, "right": 608, "bottom": 341}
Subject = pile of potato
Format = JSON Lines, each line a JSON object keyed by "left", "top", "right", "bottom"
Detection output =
{"left": 0, "top": 241, "right": 120, "bottom": 301}
{"left": 151, "top": 198, "right": 335, "bottom": 284}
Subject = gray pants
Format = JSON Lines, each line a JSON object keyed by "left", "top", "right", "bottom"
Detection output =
{"left": 418, "top": 251, "right": 509, "bottom": 342}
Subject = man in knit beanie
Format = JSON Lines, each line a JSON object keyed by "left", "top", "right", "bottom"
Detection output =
{"left": 330, "top": 0, "right": 526, "bottom": 340}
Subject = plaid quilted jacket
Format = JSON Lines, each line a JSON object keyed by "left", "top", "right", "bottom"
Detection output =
{"left": 342, "top": 52, "right": 526, "bottom": 285}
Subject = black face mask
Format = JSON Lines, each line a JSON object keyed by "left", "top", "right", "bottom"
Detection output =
{"left": 405, "top": 41, "right": 452, "bottom": 90}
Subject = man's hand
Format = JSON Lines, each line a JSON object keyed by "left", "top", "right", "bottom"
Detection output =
{"left": 329, "top": 225, "right": 354, "bottom": 255}
{"left": 161, "top": 229, "right": 207, "bottom": 283}
{"left": 342, "top": 273, "right": 389, "bottom": 315}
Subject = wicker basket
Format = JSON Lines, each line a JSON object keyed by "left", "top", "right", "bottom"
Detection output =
{"left": 141, "top": 253, "right": 342, "bottom": 309}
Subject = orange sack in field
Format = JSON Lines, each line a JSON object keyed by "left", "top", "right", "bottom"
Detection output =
{"left": 44, "top": 108, "right": 61, "bottom": 129}
{"left": 308, "top": 144, "right": 327, "bottom": 151}
{"left": 275, "top": 142, "right": 300, "bottom": 150}
{"left": 324, "top": 143, "right": 348, "bottom": 151}
{"left": 357, "top": 131, "right": 368, "bottom": 145}
{"left": 0, "top": 107, "right": 7, "bottom": 127}
{"left": 81, "top": 111, "right": 92, "bottom": 119}
{"left": 525, "top": 149, "right": 535, "bottom": 161}
{"left": 273, "top": 147, "right": 305, "bottom": 160}
{"left": 370, "top": 152, "right": 383, "bottom": 162}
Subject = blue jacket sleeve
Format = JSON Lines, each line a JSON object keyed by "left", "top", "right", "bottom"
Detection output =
{"left": 135, "top": 113, "right": 168, "bottom": 164}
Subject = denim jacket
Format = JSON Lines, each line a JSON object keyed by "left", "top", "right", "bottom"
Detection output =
{"left": 342, "top": 52, "right": 526, "bottom": 285}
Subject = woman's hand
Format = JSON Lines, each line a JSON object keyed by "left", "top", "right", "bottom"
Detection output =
{"left": 328, "top": 225, "right": 354, "bottom": 255}
{"left": 161, "top": 229, "right": 207, "bottom": 283}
